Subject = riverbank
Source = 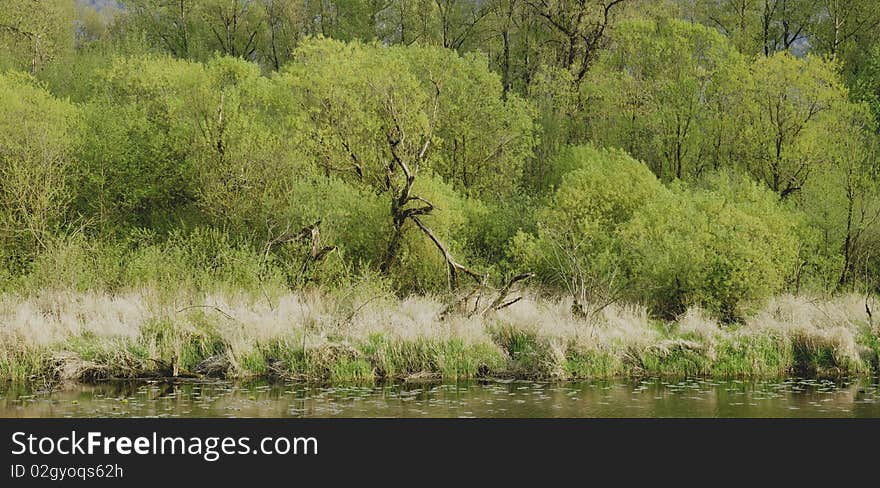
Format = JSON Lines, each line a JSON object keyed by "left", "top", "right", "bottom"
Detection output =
{"left": 2, "top": 289, "right": 878, "bottom": 385}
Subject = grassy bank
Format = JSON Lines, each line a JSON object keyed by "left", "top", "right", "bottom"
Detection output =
{"left": 1, "top": 288, "right": 878, "bottom": 386}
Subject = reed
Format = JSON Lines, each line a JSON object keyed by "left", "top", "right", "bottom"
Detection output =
{"left": 1, "top": 288, "right": 877, "bottom": 384}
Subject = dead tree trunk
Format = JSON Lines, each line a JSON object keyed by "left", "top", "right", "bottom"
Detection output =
{"left": 370, "top": 81, "right": 531, "bottom": 305}
{"left": 375, "top": 81, "right": 484, "bottom": 291}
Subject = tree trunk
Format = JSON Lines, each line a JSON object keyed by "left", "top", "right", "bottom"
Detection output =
{"left": 839, "top": 189, "right": 855, "bottom": 287}
{"left": 502, "top": 27, "right": 511, "bottom": 98}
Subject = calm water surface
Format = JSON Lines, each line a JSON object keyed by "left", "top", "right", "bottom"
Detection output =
{"left": 2, "top": 378, "right": 879, "bottom": 418}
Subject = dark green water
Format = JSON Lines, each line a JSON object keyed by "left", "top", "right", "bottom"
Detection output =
{"left": 2, "top": 378, "right": 879, "bottom": 417}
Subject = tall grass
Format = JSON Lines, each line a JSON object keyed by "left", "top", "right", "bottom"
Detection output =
{"left": 0, "top": 288, "right": 878, "bottom": 384}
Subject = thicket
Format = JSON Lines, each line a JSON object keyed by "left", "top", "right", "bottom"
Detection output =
{"left": 2, "top": 1, "right": 880, "bottom": 326}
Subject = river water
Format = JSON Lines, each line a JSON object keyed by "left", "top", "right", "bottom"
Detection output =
{"left": 2, "top": 377, "right": 879, "bottom": 418}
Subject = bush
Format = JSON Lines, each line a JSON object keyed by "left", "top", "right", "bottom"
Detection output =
{"left": 0, "top": 72, "right": 78, "bottom": 270}
{"left": 73, "top": 56, "right": 206, "bottom": 231}
{"left": 22, "top": 236, "right": 127, "bottom": 292}
{"left": 511, "top": 145, "right": 665, "bottom": 308}
{"left": 462, "top": 192, "right": 537, "bottom": 277}
{"left": 622, "top": 172, "right": 801, "bottom": 321}
{"left": 283, "top": 178, "right": 388, "bottom": 266}
{"left": 513, "top": 146, "right": 800, "bottom": 322}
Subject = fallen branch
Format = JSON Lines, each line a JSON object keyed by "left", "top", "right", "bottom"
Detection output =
{"left": 411, "top": 215, "right": 482, "bottom": 289}
{"left": 175, "top": 305, "right": 237, "bottom": 322}
{"left": 481, "top": 273, "right": 534, "bottom": 315}
{"left": 494, "top": 296, "right": 523, "bottom": 311}
{"left": 440, "top": 272, "right": 534, "bottom": 319}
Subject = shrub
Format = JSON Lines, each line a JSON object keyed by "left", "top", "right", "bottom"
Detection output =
{"left": 622, "top": 172, "right": 801, "bottom": 321}
{"left": 0, "top": 72, "right": 78, "bottom": 270}
{"left": 513, "top": 146, "right": 800, "bottom": 322}
{"left": 385, "top": 173, "right": 472, "bottom": 293}
{"left": 74, "top": 56, "right": 206, "bottom": 231}
{"left": 22, "top": 236, "right": 127, "bottom": 292}
{"left": 511, "top": 145, "right": 665, "bottom": 309}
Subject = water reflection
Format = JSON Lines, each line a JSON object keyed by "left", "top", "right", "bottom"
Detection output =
{"left": 1, "top": 377, "right": 878, "bottom": 418}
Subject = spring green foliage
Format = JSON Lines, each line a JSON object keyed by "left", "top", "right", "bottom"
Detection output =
{"left": 0, "top": 72, "right": 79, "bottom": 271}
{"left": 743, "top": 53, "right": 850, "bottom": 198}
{"left": 513, "top": 148, "right": 800, "bottom": 321}
{"left": 621, "top": 173, "right": 801, "bottom": 321}
{"left": 510, "top": 146, "right": 664, "bottom": 312}
{"left": 582, "top": 18, "right": 746, "bottom": 181}
{"left": 279, "top": 39, "right": 535, "bottom": 197}
{"left": 0, "top": 0, "right": 75, "bottom": 73}
{"left": 1, "top": 0, "right": 880, "bottom": 329}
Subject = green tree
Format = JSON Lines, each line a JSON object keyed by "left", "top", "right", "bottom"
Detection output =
{"left": 261, "top": 0, "right": 310, "bottom": 70}
{"left": 682, "top": 0, "right": 820, "bottom": 57}
{"left": 197, "top": 0, "right": 267, "bottom": 58}
{"left": 188, "top": 56, "right": 312, "bottom": 229}
{"left": 0, "top": 0, "right": 75, "bottom": 73}
{"left": 75, "top": 55, "right": 206, "bottom": 230}
{"left": 686, "top": 0, "right": 765, "bottom": 54}
{"left": 622, "top": 172, "right": 801, "bottom": 321}
{"left": 582, "top": 18, "right": 747, "bottom": 181}
{"left": 742, "top": 52, "right": 848, "bottom": 199}
{"left": 0, "top": 72, "right": 79, "bottom": 267}
{"left": 400, "top": 45, "right": 537, "bottom": 196}
{"left": 850, "top": 43, "right": 880, "bottom": 126}
{"left": 523, "top": 0, "right": 628, "bottom": 89}
{"left": 799, "top": 104, "right": 880, "bottom": 289}
{"left": 810, "top": 0, "right": 880, "bottom": 61}
{"left": 511, "top": 145, "right": 664, "bottom": 314}
{"left": 277, "top": 39, "right": 535, "bottom": 289}
{"left": 118, "top": 0, "right": 200, "bottom": 59}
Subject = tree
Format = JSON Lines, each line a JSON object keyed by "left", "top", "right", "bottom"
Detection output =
{"left": 512, "top": 145, "right": 664, "bottom": 315}
{"left": 742, "top": 52, "right": 847, "bottom": 199}
{"left": 0, "top": 72, "right": 78, "bottom": 266}
{"left": 189, "top": 56, "right": 312, "bottom": 228}
{"left": 280, "top": 39, "right": 472, "bottom": 288}
{"left": 524, "top": 0, "right": 627, "bottom": 89}
{"left": 689, "top": 0, "right": 765, "bottom": 54}
{"left": 810, "top": 0, "right": 880, "bottom": 61}
{"left": 0, "top": 0, "right": 75, "bottom": 73}
{"left": 683, "top": 0, "right": 821, "bottom": 57}
{"left": 75, "top": 1, "right": 119, "bottom": 48}
{"left": 432, "top": 0, "right": 491, "bottom": 49}
{"left": 119, "top": 0, "right": 199, "bottom": 59}
{"left": 833, "top": 109, "right": 879, "bottom": 287}
{"left": 278, "top": 39, "right": 535, "bottom": 289}
{"left": 76, "top": 55, "right": 206, "bottom": 229}
{"left": 851, "top": 44, "right": 880, "bottom": 127}
{"left": 621, "top": 172, "right": 801, "bottom": 321}
{"left": 800, "top": 104, "right": 880, "bottom": 289}
{"left": 198, "top": 0, "right": 266, "bottom": 59}
{"left": 490, "top": 0, "right": 521, "bottom": 96}
{"left": 757, "top": 0, "right": 817, "bottom": 56}
{"left": 401, "top": 46, "right": 537, "bottom": 196}
{"left": 260, "top": 0, "right": 308, "bottom": 70}
{"left": 582, "top": 18, "right": 747, "bottom": 181}
{"left": 118, "top": 1, "right": 271, "bottom": 63}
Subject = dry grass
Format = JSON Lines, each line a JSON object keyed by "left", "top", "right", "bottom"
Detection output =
{"left": 0, "top": 289, "right": 877, "bottom": 383}
{"left": 743, "top": 294, "right": 879, "bottom": 374}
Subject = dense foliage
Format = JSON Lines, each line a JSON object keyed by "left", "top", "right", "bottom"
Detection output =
{"left": 2, "top": 0, "right": 880, "bottom": 322}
